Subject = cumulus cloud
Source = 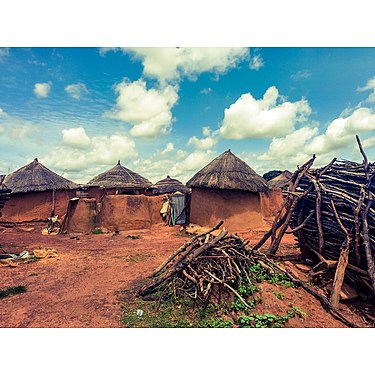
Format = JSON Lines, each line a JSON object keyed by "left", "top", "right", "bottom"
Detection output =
{"left": 106, "top": 79, "right": 179, "bottom": 137}
{"left": 102, "top": 47, "right": 249, "bottom": 82}
{"left": 188, "top": 127, "right": 218, "bottom": 150}
{"left": 249, "top": 54, "right": 264, "bottom": 71}
{"left": 219, "top": 86, "right": 311, "bottom": 139}
{"left": 65, "top": 83, "right": 89, "bottom": 100}
{"left": 291, "top": 70, "right": 312, "bottom": 80}
{"left": 258, "top": 106, "right": 375, "bottom": 171}
{"left": 358, "top": 76, "right": 375, "bottom": 103}
{"left": 62, "top": 127, "right": 91, "bottom": 149}
{"left": 161, "top": 142, "right": 174, "bottom": 154}
{"left": 304, "top": 107, "right": 375, "bottom": 155}
{"left": 44, "top": 129, "right": 137, "bottom": 182}
{"left": 34, "top": 82, "right": 51, "bottom": 98}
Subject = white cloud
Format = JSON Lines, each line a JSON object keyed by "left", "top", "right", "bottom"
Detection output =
{"left": 0, "top": 108, "right": 35, "bottom": 139}
{"left": 34, "top": 82, "right": 51, "bottom": 98}
{"left": 65, "top": 83, "right": 89, "bottom": 100}
{"left": 161, "top": 142, "right": 174, "bottom": 154}
{"left": 188, "top": 126, "right": 218, "bottom": 150}
{"left": 106, "top": 79, "right": 179, "bottom": 137}
{"left": 104, "top": 47, "right": 249, "bottom": 82}
{"left": 305, "top": 107, "right": 375, "bottom": 155}
{"left": 200, "top": 87, "right": 212, "bottom": 95}
{"left": 257, "top": 106, "right": 375, "bottom": 171}
{"left": 62, "top": 127, "right": 91, "bottom": 149}
{"left": 291, "top": 70, "right": 312, "bottom": 80}
{"left": 358, "top": 76, "right": 375, "bottom": 103}
{"left": 258, "top": 126, "right": 318, "bottom": 162}
{"left": 219, "top": 86, "right": 311, "bottom": 139}
{"left": 44, "top": 130, "right": 137, "bottom": 182}
{"left": 249, "top": 54, "right": 264, "bottom": 70}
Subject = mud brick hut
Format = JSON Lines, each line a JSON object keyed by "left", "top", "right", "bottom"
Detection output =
{"left": 61, "top": 161, "right": 162, "bottom": 234}
{"left": 186, "top": 150, "right": 282, "bottom": 231}
{"left": 0, "top": 158, "right": 78, "bottom": 224}
{"left": 150, "top": 176, "right": 191, "bottom": 225}
{"left": 268, "top": 170, "right": 293, "bottom": 190}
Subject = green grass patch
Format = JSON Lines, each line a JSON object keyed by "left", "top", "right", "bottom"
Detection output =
{"left": 92, "top": 229, "right": 103, "bottom": 234}
{"left": 0, "top": 285, "right": 27, "bottom": 299}
{"left": 272, "top": 291, "right": 285, "bottom": 300}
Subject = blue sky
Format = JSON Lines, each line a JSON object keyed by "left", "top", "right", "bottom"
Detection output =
{"left": 1, "top": 47, "right": 375, "bottom": 184}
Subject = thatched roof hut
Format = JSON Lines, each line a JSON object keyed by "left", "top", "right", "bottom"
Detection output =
{"left": 151, "top": 176, "right": 190, "bottom": 195}
{"left": 268, "top": 170, "right": 293, "bottom": 189}
{"left": 2, "top": 158, "right": 79, "bottom": 194}
{"left": 186, "top": 149, "right": 268, "bottom": 192}
{"left": 86, "top": 160, "right": 152, "bottom": 190}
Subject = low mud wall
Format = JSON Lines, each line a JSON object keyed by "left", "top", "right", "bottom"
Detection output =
{"left": 260, "top": 188, "right": 284, "bottom": 219}
{"left": 99, "top": 195, "right": 163, "bottom": 232}
{"left": 0, "top": 190, "right": 76, "bottom": 223}
{"left": 189, "top": 188, "right": 265, "bottom": 231}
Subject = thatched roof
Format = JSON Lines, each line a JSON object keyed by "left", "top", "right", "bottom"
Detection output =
{"left": 186, "top": 150, "right": 268, "bottom": 192}
{"left": 151, "top": 176, "right": 190, "bottom": 195}
{"left": 3, "top": 158, "right": 79, "bottom": 193}
{"left": 86, "top": 160, "right": 152, "bottom": 189}
{"left": 268, "top": 170, "right": 293, "bottom": 189}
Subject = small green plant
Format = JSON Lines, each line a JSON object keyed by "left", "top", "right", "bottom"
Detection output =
{"left": 92, "top": 229, "right": 103, "bottom": 234}
{"left": 238, "top": 312, "right": 290, "bottom": 328}
{"left": 231, "top": 298, "right": 247, "bottom": 312}
{"left": 288, "top": 304, "right": 306, "bottom": 318}
{"left": 126, "top": 235, "right": 141, "bottom": 240}
{"left": 269, "top": 272, "right": 297, "bottom": 288}
{"left": 0, "top": 285, "right": 27, "bottom": 299}
{"left": 200, "top": 318, "right": 233, "bottom": 328}
{"left": 249, "top": 263, "right": 269, "bottom": 282}
{"left": 272, "top": 291, "right": 285, "bottom": 300}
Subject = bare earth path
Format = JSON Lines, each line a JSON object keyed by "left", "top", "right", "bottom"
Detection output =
{"left": 0, "top": 224, "right": 368, "bottom": 328}
{"left": 0, "top": 224, "right": 186, "bottom": 327}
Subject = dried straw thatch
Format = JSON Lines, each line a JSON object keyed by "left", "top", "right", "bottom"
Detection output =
{"left": 2, "top": 158, "right": 79, "bottom": 194}
{"left": 151, "top": 176, "right": 190, "bottom": 195}
{"left": 186, "top": 149, "right": 268, "bottom": 192}
{"left": 86, "top": 160, "right": 152, "bottom": 190}
{"left": 268, "top": 170, "right": 293, "bottom": 189}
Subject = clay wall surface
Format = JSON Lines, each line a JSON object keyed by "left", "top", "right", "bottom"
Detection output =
{"left": 99, "top": 195, "right": 163, "bottom": 231}
{"left": 189, "top": 188, "right": 265, "bottom": 231}
{"left": 259, "top": 188, "right": 284, "bottom": 219}
{"left": 64, "top": 198, "right": 98, "bottom": 234}
{"left": 0, "top": 190, "right": 75, "bottom": 223}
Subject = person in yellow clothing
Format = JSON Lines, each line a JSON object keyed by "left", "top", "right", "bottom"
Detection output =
{"left": 160, "top": 195, "right": 170, "bottom": 223}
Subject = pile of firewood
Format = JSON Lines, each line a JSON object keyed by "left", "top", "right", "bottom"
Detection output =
{"left": 0, "top": 175, "right": 11, "bottom": 215}
{"left": 254, "top": 135, "right": 375, "bottom": 306}
{"left": 139, "top": 221, "right": 261, "bottom": 306}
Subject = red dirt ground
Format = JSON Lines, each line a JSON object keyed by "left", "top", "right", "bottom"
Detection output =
{"left": 0, "top": 223, "right": 370, "bottom": 328}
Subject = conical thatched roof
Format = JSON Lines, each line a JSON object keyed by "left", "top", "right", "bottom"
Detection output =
{"left": 3, "top": 158, "right": 79, "bottom": 193}
{"left": 86, "top": 160, "right": 152, "bottom": 189}
{"left": 186, "top": 150, "right": 268, "bottom": 192}
{"left": 151, "top": 176, "right": 190, "bottom": 195}
{"left": 268, "top": 170, "right": 293, "bottom": 189}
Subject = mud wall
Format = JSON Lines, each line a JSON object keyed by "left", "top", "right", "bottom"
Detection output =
{"left": 189, "top": 188, "right": 265, "bottom": 231}
{"left": 64, "top": 198, "right": 99, "bottom": 234}
{"left": 0, "top": 190, "right": 76, "bottom": 223}
{"left": 99, "top": 195, "right": 163, "bottom": 231}
{"left": 259, "top": 188, "right": 284, "bottom": 219}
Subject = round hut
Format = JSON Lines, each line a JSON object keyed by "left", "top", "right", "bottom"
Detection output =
{"left": 186, "top": 149, "right": 270, "bottom": 231}
{"left": 86, "top": 160, "right": 152, "bottom": 197}
{"left": 151, "top": 176, "right": 190, "bottom": 195}
{"left": 150, "top": 176, "right": 191, "bottom": 225}
{"left": 268, "top": 170, "right": 293, "bottom": 190}
{"left": 83, "top": 161, "right": 162, "bottom": 232}
{"left": 0, "top": 158, "right": 79, "bottom": 223}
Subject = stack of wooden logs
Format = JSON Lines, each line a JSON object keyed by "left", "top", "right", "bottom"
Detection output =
{"left": 254, "top": 136, "right": 375, "bottom": 306}
{"left": 0, "top": 175, "right": 12, "bottom": 216}
{"left": 139, "top": 221, "right": 259, "bottom": 306}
